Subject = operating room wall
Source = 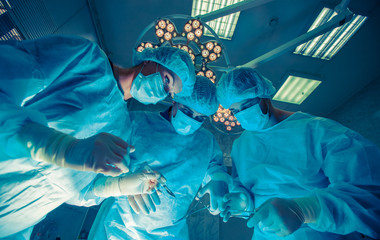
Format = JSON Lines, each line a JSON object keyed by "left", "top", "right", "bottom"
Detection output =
{"left": 327, "top": 76, "right": 380, "bottom": 147}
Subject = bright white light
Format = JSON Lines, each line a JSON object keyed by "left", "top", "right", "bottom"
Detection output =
{"left": 191, "top": 0, "right": 244, "bottom": 40}
{"left": 273, "top": 75, "right": 321, "bottom": 105}
{"left": 294, "top": 7, "right": 367, "bottom": 60}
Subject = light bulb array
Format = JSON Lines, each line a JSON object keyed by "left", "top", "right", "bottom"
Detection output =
{"left": 213, "top": 106, "right": 240, "bottom": 132}
{"left": 196, "top": 66, "right": 216, "bottom": 83}
{"left": 138, "top": 18, "right": 223, "bottom": 65}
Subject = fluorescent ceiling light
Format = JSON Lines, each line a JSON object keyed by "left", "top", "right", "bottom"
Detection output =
{"left": 1, "top": 28, "right": 23, "bottom": 41}
{"left": 294, "top": 7, "right": 367, "bottom": 60}
{"left": 273, "top": 75, "right": 321, "bottom": 105}
{"left": 0, "top": 1, "right": 7, "bottom": 15}
{"left": 191, "top": 0, "right": 244, "bottom": 40}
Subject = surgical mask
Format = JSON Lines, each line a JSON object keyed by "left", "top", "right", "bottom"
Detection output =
{"left": 234, "top": 101, "right": 269, "bottom": 131}
{"left": 171, "top": 108, "right": 203, "bottom": 135}
{"left": 130, "top": 63, "right": 168, "bottom": 104}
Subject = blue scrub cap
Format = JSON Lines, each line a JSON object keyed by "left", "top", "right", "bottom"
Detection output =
{"left": 216, "top": 67, "right": 276, "bottom": 108}
{"left": 134, "top": 47, "right": 195, "bottom": 97}
{"left": 174, "top": 76, "right": 219, "bottom": 116}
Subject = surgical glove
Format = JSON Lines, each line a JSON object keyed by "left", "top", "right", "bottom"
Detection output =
{"left": 247, "top": 196, "right": 321, "bottom": 237}
{"left": 220, "top": 187, "right": 254, "bottom": 222}
{"left": 18, "top": 122, "right": 132, "bottom": 176}
{"left": 93, "top": 171, "right": 160, "bottom": 197}
{"left": 128, "top": 191, "right": 161, "bottom": 215}
{"left": 197, "top": 180, "right": 228, "bottom": 215}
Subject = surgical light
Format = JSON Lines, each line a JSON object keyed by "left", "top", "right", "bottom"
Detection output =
{"left": 273, "top": 75, "right": 321, "bottom": 105}
{"left": 191, "top": 0, "right": 244, "bottom": 40}
{"left": 294, "top": 7, "right": 367, "bottom": 60}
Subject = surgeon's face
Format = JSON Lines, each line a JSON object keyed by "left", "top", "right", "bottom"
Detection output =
{"left": 229, "top": 98, "right": 261, "bottom": 115}
{"left": 172, "top": 102, "right": 208, "bottom": 122}
{"left": 141, "top": 61, "right": 183, "bottom": 98}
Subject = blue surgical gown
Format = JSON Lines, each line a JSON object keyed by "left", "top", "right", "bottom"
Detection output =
{"left": 231, "top": 112, "right": 380, "bottom": 240}
{"left": 90, "top": 110, "right": 226, "bottom": 240}
{"left": 0, "top": 35, "right": 130, "bottom": 238}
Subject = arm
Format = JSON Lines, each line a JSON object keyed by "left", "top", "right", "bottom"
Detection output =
{"left": 0, "top": 37, "right": 130, "bottom": 175}
{"left": 308, "top": 122, "right": 380, "bottom": 238}
{"left": 197, "top": 136, "right": 232, "bottom": 214}
{"left": 220, "top": 159, "right": 255, "bottom": 222}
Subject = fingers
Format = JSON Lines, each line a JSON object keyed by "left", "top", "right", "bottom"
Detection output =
{"left": 107, "top": 145, "right": 130, "bottom": 174}
{"left": 197, "top": 185, "right": 210, "bottom": 199}
{"left": 107, "top": 133, "right": 129, "bottom": 149}
{"left": 247, "top": 206, "right": 268, "bottom": 228}
{"left": 99, "top": 165, "right": 122, "bottom": 177}
{"left": 129, "top": 145, "right": 135, "bottom": 153}
{"left": 142, "top": 193, "right": 156, "bottom": 213}
{"left": 150, "top": 190, "right": 161, "bottom": 206}
{"left": 114, "top": 161, "right": 129, "bottom": 174}
{"left": 209, "top": 194, "right": 218, "bottom": 212}
{"left": 101, "top": 133, "right": 132, "bottom": 174}
{"left": 247, "top": 214, "right": 260, "bottom": 228}
{"left": 105, "top": 154, "right": 129, "bottom": 175}
{"left": 111, "top": 153, "right": 129, "bottom": 174}
{"left": 109, "top": 142, "right": 128, "bottom": 157}
{"left": 128, "top": 195, "right": 141, "bottom": 214}
{"left": 134, "top": 194, "right": 150, "bottom": 215}
{"left": 220, "top": 193, "right": 234, "bottom": 211}
{"left": 221, "top": 206, "right": 232, "bottom": 222}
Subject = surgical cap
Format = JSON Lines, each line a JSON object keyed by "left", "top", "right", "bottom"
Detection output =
{"left": 216, "top": 67, "right": 276, "bottom": 108}
{"left": 174, "top": 76, "right": 219, "bottom": 116}
{"left": 134, "top": 47, "right": 195, "bottom": 97}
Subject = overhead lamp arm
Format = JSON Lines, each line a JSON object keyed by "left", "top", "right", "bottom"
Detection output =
{"left": 197, "top": 0, "right": 274, "bottom": 23}
{"left": 239, "top": 2, "right": 353, "bottom": 69}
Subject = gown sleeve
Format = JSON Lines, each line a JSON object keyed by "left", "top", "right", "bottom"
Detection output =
{"left": 0, "top": 36, "right": 105, "bottom": 159}
{"left": 309, "top": 118, "right": 380, "bottom": 239}
{"left": 202, "top": 133, "right": 230, "bottom": 186}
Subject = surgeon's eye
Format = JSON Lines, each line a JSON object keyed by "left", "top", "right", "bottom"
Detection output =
{"left": 194, "top": 115, "right": 208, "bottom": 122}
{"left": 163, "top": 76, "right": 170, "bottom": 93}
{"left": 181, "top": 107, "right": 193, "bottom": 118}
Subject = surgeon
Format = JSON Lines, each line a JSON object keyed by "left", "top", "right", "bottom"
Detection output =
{"left": 0, "top": 35, "right": 195, "bottom": 239}
{"left": 89, "top": 76, "right": 231, "bottom": 240}
{"left": 217, "top": 67, "right": 380, "bottom": 239}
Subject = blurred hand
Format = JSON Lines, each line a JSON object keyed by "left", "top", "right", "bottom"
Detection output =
{"left": 197, "top": 180, "right": 228, "bottom": 215}
{"left": 65, "top": 132, "right": 134, "bottom": 176}
{"left": 18, "top": 123, "right": 134, "bottom": 176}
{"left": 220, "top": 187, "right": 253, "bottom": 222}
{"left": 247, "top": 198, "right": 310, "bottom": 237}
{"left": 128, "top": 190, "right": 161, "bottom": 215}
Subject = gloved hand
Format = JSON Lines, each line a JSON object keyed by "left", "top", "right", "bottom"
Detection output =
{"left": 197, "top": 180, "right": 228, "bottom": 215}
{"left": 17, "top": 122, "right": 133, "bottom": 176}
{"left": 93, "top": 171, "right": 160, "bottom": 197}
{"left": 128, "top": 190, "right": 161, "bottom": 215}
{"left": 220, "top": 187, "right": 254, "bottom": 222}
{"left": 247, "top": 197, "right": 321, "bottom": 237}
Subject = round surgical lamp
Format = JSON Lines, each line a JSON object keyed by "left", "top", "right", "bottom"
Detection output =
{"left": 134, "top": 15, "right": 243, "bottom": 135}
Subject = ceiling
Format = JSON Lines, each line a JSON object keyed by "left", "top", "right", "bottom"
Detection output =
{"left": 89, "top": 0, "right": 380, "bottom": 117}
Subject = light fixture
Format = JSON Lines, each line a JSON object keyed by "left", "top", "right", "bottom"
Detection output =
{"left": 294, "top": 7, "right": 367, "bottom": 60}
{"left": 191, "top": 0, "right": 244, "bottom": 40}
{"left": 273, "top": 74, "right": 321, "bottom": 105}
{"left": 0, "top": 2, "right": 23, "bottom": 41}
{"left": 213, "top": 106, "right": 240, "bottom": 132}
